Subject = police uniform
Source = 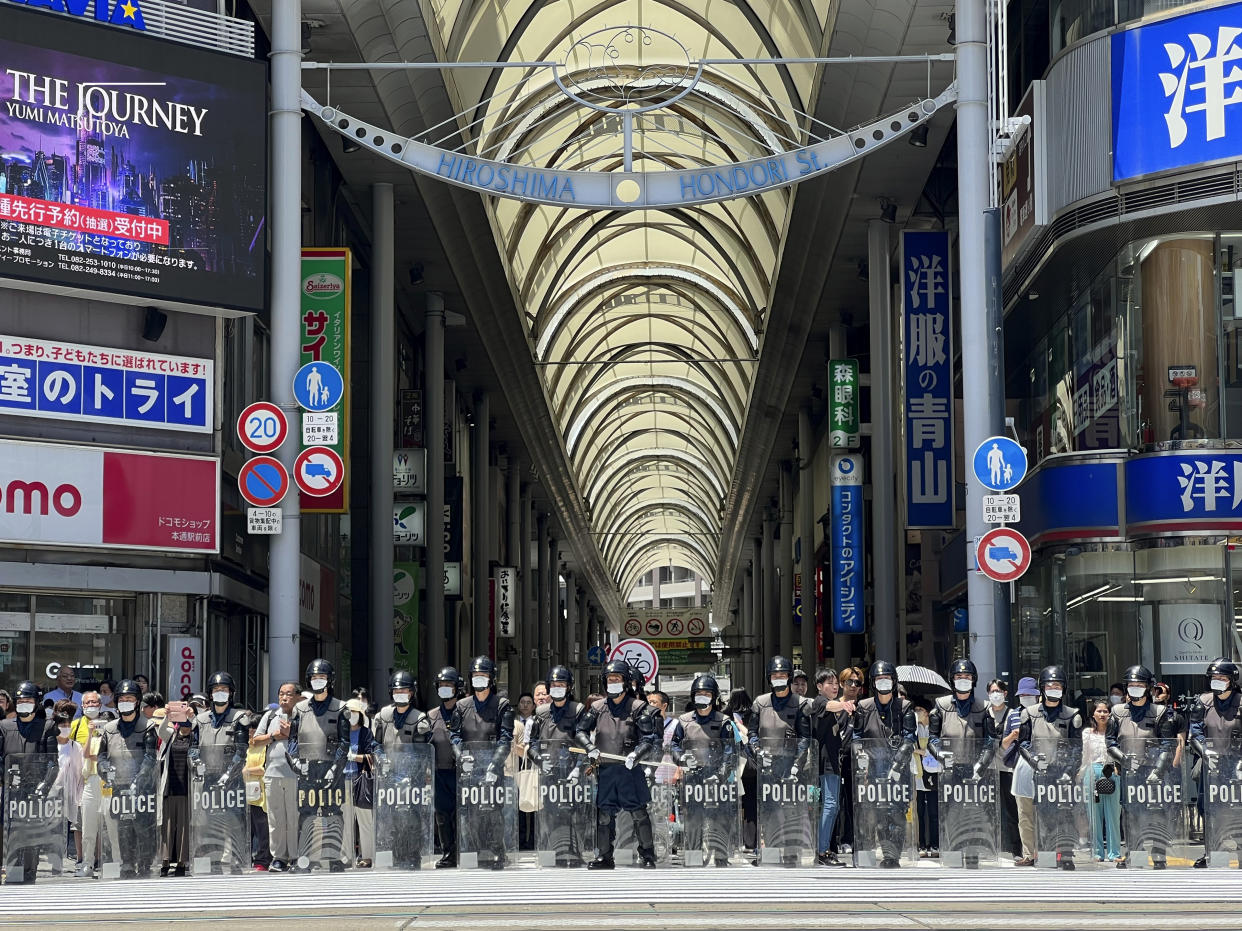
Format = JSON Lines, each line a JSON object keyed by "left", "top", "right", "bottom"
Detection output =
{"left": 1189, "top": 689, "right": 1242, "bottom": 863}
{"left": 527, "top": 698, "right": 590, "bottom": 866}
{"left": 290, "top": 696, "right": 350, "bottom": 868}
{"left": 98, "top": 715, "right": 159, "bottom": 877}
{"left": 186, "top": 707, "right": 249, "bottom": 870}
{"left": 0, "top": 716, "right": 59, "bottom": 882}
{"left": 676, "top": 708, "right": 738, "bottom": 866}
{"left": 1107, "top": 701, "right": 1181, "bottom": 867}
{"left": 371, "top": 703, "right": 432, "bottom": 868}
{"left": 1018, "top": 702, "right": 1083, "bottom": 865}
{"left": 449, "top": 691, "right": 515, "bottom": 867}
{"left": 426, "top": 701, "right": 458, "bottom": 863}
{"left": 850, "top": 696, "right": 916, "bottom": 865}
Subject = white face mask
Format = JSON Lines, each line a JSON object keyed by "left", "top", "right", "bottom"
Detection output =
{"left": 1128, "top": 685, "right": 1147, "bottom": 699}
{"left": 1019, "top": 695, "right": 1039, "bottom": 708}
{"left": 117, "top": 701, "right": 137, "bottom": 714}
{"left": 953, "top": 679, "right": 974, "bottom": 693}
{"left": 15, "top": 702, "right": 34, "bottom": 716}
{"left": 392, "top": 691, "right": 410, "bottom": 705}
{"left": 471, "top": 676, "right": 490, "bottom": 691}
{"left": 694, "top": 694, "right": 713, "bottom": 707}
{"left": 349, "top": 712, "right": 361, "bottom": 726}
{"left": 83, "top": 706, "right": 100, "bottom": 719}
{"left": 1044, "top": 688, "right": 1063, "bottom": 701}
{"left": 1109, "top": 695, "right": 1124, "bottom": 706}
{"left": 607, "top": 681, "right": 625, "bottom": 695}
{"left": 549, "top": 686, "right": 567, "bottom": 700}
{"left": 988, "top": 691, "right": 1005, "bottom": 707}
{"left": 212, "top": 691, "right": 230, "bottom": 705}
{"left": 437, "top": 686, "right": 455, "bottom": 700}
{"left": 873, "top": 678, "right": 893, "bottom": 694}
{"left": 770, "top": 677, "right": 788, "bottom": 690}
{"left": 1212, "top": 679, "right": 1230, "bottom": 692}
{"left": 310, "top": 678, "right": 328, "bottom": 693}
{"left": 59, "top": 725, "right": 70, "bottom": 737}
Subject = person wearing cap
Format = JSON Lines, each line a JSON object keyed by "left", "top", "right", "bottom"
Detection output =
{"left": 791, "top": 669, "right": 809, "bottom": 698}
{"left": 342, "top": 697, "right": 377, "bottom": 868}
{"left": 1010, "top": 676, "right": 1039, "bottom": 865}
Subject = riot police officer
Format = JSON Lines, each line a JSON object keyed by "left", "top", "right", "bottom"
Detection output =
{"left": 372, "top": 670, "right": 432, "bottom": 869}
{"left": 850, "top": 660, "right": 916, "bottom": 868}
{"left": 1106, "top": 663, "right": 1182, "bottom": 869}
{"left": 928, "top": 658, "right": 996, "bottom": 867}
{"left": 675, "top": 673, "right": 738, "bottom": 867}
{"left": 0, "top": 681, "right": 58, "bottom": 883}
{"left": 289, "top": 658, "right": 350, "bottom": 871}
{"left": 97, "top": 679, "right": 159, "bottom": 878}
{"left": 449, "top": 656, "right": 515, "bottom": 870}
{"left": 1018, "top": 665, "right": 1083, "bottom": 870}
{"left": 1189, "top": 657, "right": 1242, "bottom": 868}
{"left": 526, "top": 665, "right": 590, "bottom": 867}
{"left": 576, "top": 658, "right": 661, "bottom": 869}
{"left": 747, "top": 655, "right": 811, "bottom": 866}
{"left": 427, "top": 666, "right": 462, "bottom": 868}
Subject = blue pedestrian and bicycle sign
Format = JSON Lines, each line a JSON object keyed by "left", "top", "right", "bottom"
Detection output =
{"left": 293, "top": 361, "right": 344, "bottom": 413}
{"left": 972, "top": 436, "right": 1027, "bottom": 492}
{"left": 238, "top": 456, "right": 290, "bottom": 508}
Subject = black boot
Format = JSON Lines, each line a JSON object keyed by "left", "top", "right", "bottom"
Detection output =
{"left": 589, "top": 809, "right": 616, "bottom": 870}
{"left": 434, "top": 813, "right": 457, "bottom": 868}
{"left": 588, "top": 856, "right": 615, "bottom": 870}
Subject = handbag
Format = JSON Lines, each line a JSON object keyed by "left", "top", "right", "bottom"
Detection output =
{"left": 352, "top": 759, "right": 375, "bottom": 810}
{"left": 517, "top": 766, "right": 543, "bottom": 813}
{"left": 1094, "top": 763, "right": 1116, "bottom": 796}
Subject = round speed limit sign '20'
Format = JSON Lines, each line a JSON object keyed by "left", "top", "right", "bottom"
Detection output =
{"left": 609, "top": 638, "right": 660, "bottom": 685}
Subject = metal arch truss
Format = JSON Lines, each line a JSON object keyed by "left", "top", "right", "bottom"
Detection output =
{"left": 300, "top": 60, "right": 956, "bottom": 211}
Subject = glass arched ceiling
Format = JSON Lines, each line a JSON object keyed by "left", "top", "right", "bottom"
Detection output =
{"left": 423, "top": 0, "right": 831, "bottom": 595}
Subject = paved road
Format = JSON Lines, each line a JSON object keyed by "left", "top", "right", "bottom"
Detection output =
{"left": 2, "top": 867, "right": 1240, "bottom": 929}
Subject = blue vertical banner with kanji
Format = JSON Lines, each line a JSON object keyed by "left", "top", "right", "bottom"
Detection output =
{"left": 902, "top": 229, "right": 954, "bottom": 529}
{"left": 831, "top": 454, "right": 865, "bottom": 635}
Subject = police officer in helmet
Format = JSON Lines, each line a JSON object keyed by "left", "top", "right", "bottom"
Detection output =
{"left": 576, "top": 658, "right": 661, "bottom": 868}
{"left": 288, "top": 658, "right": 350, "bottom": 871}
{"left": 427, "top": 666, "right": 462, "bottom": 867}
{"left": 97, "top": 679, "right": 159, "bottom": 878}
{"left": 0, "top": 681, "right": 58, "bottom": 882}
{"left": 371, "top": 670, "right": 432, "bottom": 870}
{"left": 849, "top": 660, "right": 917, "bottom": 868}
{"left": 1016, "top": 665, "right": 1083, "bottom": 869}
{"left": 1189, "top": 658, "right": 1242, "bottom": 867}
{"left": 675, "top": 673, "right": 737, "bottom": 867}
{"left": 526, "top": 665, "right": 590, "bottom": 867}
{"left": 449, "top": 656, "right": 515, "bottom": 870}
{"left": 747, "top": 656, "right": 812, "bottom": 866}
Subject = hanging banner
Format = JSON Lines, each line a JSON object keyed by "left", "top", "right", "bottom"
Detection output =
{"left": 443, "top": 475, "right": 463, "bottom": 562}
{"left": 831, "top": 454, "right": 865, "bottom": 635}
{"left": 167, "top": 636, "right": 202, "bottom": 702}
{"left": 394, "top": 563, "right": 420, "bottom": 665}
{"left": 300, "top": 248, "right": 350, "bottom": 513}
{"left": 494, "top": 566, "right": 516, "bottom": 638}
{"left": 902, "top": 229, "right": 954, "bottom": 529}
{"left": 828, "top": 359, "right": 860, "bottom": 448}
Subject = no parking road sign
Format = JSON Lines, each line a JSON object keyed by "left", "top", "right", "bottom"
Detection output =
{"left": 294, "top": 446, "right": 344, "bottom": 497}
{"left": 237, "top": 402, "right": 288, "bottom": 454}
{"left": 976, "top": 527, "right": 1032, "bottom": 583}
{"left": 238, "top": 456, "right": 289, "bottom": 508}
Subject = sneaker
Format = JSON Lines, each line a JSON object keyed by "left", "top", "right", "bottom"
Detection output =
{"left": 1013, "top": 857, "right": 1034, "bottom": 867}
{"left": 839, "top": 843, "right": 852, "bottom": 855}
{"left": 253, "top": 863, "right": 269, "bottom": 872}
{"left": 269, "top": 860, "right": 287, "bottom": 873}
{"left": 74, "top": 863, "right": 93, "bottom": 879}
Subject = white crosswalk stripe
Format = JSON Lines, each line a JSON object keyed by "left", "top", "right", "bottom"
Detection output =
{"left": 3, "top": 866, "right": 1242, "bottom": 914}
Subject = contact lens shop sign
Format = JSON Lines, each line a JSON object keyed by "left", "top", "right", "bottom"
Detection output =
{"left": 0, "top": 8, "right": 266, "bottom": 313}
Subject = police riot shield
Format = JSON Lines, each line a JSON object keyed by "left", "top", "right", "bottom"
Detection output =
{"left": 295, "top": 755, "right": 347, "bottom": 871}
{"left": 614, "top": 777, "right": 674, "bottom": 866}
{"left": 936, "top": 736, "right": 1000, "bottom": 868}
{"left": 755, "top": 737, "right": 816, "bottom": 866}
{"left": 1030, "top": 737, "right": 1094, "bottom": 870}
{"left": 373, "top": 743, "right": 434, "bottom": 870}
{"left": 99, "top": 757, "right": 160, "bottom": 879}
{"left": 188, "top": 745, "right": 249, "bottom": 875}
{"left": 1117, "top": 736, "right": 1190, "bottom": 868}
{"left": 531, "top": 739, "right": 594, "bottom": 868}
{"left": 677, "top": 752, "right": 739, "bottom": 867}
{"left": 1201, "top": 737, "right": 1242, "bottom": 867}
{"left": 456, "top": 740, "right": 516, "bottom": 869}
{"left": 850, "top": 737, "right": 917, "bottom": 868}
{"left": 3, "top": 753, "right": 65, "bottom": 883}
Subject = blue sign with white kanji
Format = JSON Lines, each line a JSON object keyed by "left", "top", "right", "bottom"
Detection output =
{"left": 0, "top": 335, "right": 212, "bottom": 434}
{"left": 972, "top": 436, "right": 1028, "bottom": 492}
{"left": 1113, "top": 2, "right": 1242, "bottom": 182}
{"left": 293, "top": 361, "right": 344, "bottom": 413}
{"left": 902, "top": 230, "right": 954, "bottom": 528}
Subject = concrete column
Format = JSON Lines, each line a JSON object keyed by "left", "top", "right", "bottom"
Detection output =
{"left": 741, "top": 565, "right": 754, "bottom": 695}
{"left": 798, "top": 408, "right": 818, "bottom": 674}
{"left": 577, "top": 587, "right": 589, "bottom": 685}
{"left": 751, "top": 547, "right": 763, "bottom": 693}
{"left": 369, "top": 182, "right": 395, "bottom": 694}
{"left": 778, "top": 462, "right": 794, "bottom": 662}
{"left": 424, "top": 294, "right": 446, "bottom": 684}
{"left": 868, "top": 220, "right": 898, "bottom": 662}
{"left": 472, "top": 392, "right": 491, "bottom": 657}
{"left": 535, "top": 513, "right": 549, "bottom": 668}
{"left": 520, "top": 491, "right": 534, "bottom": 689}
{"left": 266, "top": 0, "right": 303, "bottom": 690}
{"left": 507, "top": 460, "right": 523, "bottom": 688}
{"left": 761, "top": 516, "right": 776, "bottom": 665}
{"left": 547, "top": 534, "right": 559, "bottom": 666}
{"left": 564, "top": 575, "right": 578, "bottom": 672}
{"left": 651, "top": 568, "right": 661, "bottom": 608}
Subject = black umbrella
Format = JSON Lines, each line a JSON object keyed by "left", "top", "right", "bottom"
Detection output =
{"left": 897, "top": 664, "right": 951, "bottom": 697}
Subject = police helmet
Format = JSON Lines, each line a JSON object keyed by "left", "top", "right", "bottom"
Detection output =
{"left": 207, "top": 671, "right": 235, "bottom": 693}
{"left": 390, "top": 670, "right": 417, "bottom": 692}
{"left": 469, "top": 656, "right": 496, "bottom": 683}
{"left": 436, "top": 666, "right": 462, "bottom": 686}
{"left": 868, "top": 660, "right": 898, "bottom": 686}
{"left": 116, "top": 679, "right": 142, "bottom": 700}
{"left": 1123, "top": 664, "right": 1155, "bottom": 687}
{"left": 1039, "top": 665, "right": 1068, "bottom": 690}
{"left": 14, "top": 681, "right": 40, "bottom": 703}
{"left": 305, "top": 659, "right": 335, "bottom": 685}
{"left": 690, "top": 674, "right": 720, "bottom": 701}
{"left": 546, "top": 665, "right": 574, "bottom": 690}
{"left": 603, "top": 659, "right": 630, "bottom": 681}
{"left": 950, "top": 658, "right": 978, "bottom": 686}
{"left": 767, "top": 656, "right": 794, "bottom": 678}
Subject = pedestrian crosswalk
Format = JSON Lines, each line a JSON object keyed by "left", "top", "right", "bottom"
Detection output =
{"left": 3, "top": 865, "right": 1242, "bottom": 916}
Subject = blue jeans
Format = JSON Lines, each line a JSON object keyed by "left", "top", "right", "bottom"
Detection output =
{"left": 818, "top": 773, "right": 841, "bottom": 854}
{"left": 1085, "top": 762, "right": 1121, "bottom": 860}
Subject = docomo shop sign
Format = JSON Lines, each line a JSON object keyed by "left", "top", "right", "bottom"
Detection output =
{"left": 167, "top": 636, "right": 201, "bottom": 701}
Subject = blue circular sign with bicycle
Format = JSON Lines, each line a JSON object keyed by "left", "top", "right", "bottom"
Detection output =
{"left": 971, "top": 435, "right": 1027, "bottom": 492}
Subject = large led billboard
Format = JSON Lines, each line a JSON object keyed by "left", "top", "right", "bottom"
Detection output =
{"left": 0, "top": 8, "right": 266, "bottom": 313}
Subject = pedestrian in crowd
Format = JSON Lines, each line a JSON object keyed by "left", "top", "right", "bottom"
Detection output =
{"left": 515, "top": 692, "right": 536, "bottom": 740}
{"left": 985, "top": 679, "right": 1021, "bottom": 858}
{"left": 52, "top": 699, "right": 84, "bottom": 868}
{"left": 533, "top": 682, "right": 551, "bottom": 707}
{"left": 0, "top": 688, "right": 14, "bottom": 720}
{"left": 808, "top": 668, "right": 852, "bottom": 866}
{"left": 45, "top": 664, "right": 82, "bottom": 708}
{"left": 511, "top": 691, "right": 536, "bottom": 850}
{"left": 98, "top": 681, "right": 116, "bottom": 712}
{"left": 243, "top": 712, "right": 272, "bottom": 871}
{"left": 1153, "top": 681, "right": 1186, "bottom": 768}
{"left": 134, "top": 675, "right": 151, "bottom": 697}
{"left": 913, "top": 701, "right": 939, "bottom": 857}
{"left": 160, "top": 697, "right": 194, "bottom": 876}
{"left": 791, "top": 669, "right": 809, "bottom": 697}
{"left": 1011, "top": 676, "right": 1039, "bottom": 866}
{"left": 1082, "top": 697, "right": 1120, "bottom": 862}
{"left": 251, "top": 682, "right": 300, "bottom": 872}
{"left": 648, "top": 689, "right": 682, "bottom": 785}
{"left": 1108, "top": 682, "right": 1125, "bottom": 707}
{"left": 342, "top": 696, "right": 376, "bottom": 868}
{"left": 722, "top": 688, "right": 756, "bottom": 856}
{"left": 141, "top": 692, "right": 166, "bottom": 720}
{"left": 72, "top": 690, "right": 106, "bottom": 876}
{"left": 834, "top": 667, "right": 865, "bottom": 854}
